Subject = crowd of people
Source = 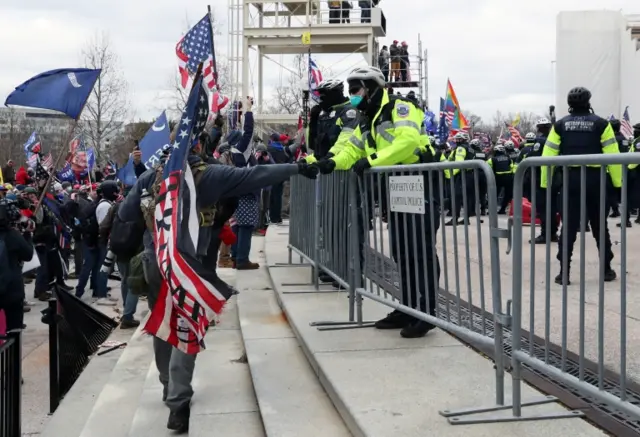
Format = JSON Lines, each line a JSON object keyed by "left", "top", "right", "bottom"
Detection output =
{"left": 378, "top": 40, "right": 411, "bottom": 83}
{"left": 328, "top": 0, "right": 380, "bottom": 24}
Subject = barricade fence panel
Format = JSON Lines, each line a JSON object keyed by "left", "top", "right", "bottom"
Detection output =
{"left": 288, "top": 175, "right": 317, "bottom": 263}
{"left": 511, "top": 153, "right": 640, "bottom": 424}
{"left": 0, "top": 331, "right": 21, "bottom": 437}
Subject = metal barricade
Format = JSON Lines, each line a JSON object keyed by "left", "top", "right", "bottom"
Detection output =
{"left": 510, "top": 153, "right": 640, "bottom": 424}
{"left": 0, "top": 331, "right": 21, "bottom": 437}
{"left": 352, "top": 160, "right": 521, "bottom": 423}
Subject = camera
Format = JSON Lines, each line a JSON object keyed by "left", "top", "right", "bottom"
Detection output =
{"left": 0, "top": 198, "right": 23, "bottom": 228}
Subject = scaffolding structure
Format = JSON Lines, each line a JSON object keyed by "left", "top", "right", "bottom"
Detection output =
{"left": 228, "top": 0, "right": 386, "bottom": 130}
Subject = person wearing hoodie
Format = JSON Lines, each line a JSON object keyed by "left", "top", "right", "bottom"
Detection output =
{"left": 267, "top": 133, "right": 290, "bottom": 225}
{"left": 117, "top": 117, "right": 317, "bottom": 432}
{"left": 15, "top": 166, "right": 31, "bottom": 186}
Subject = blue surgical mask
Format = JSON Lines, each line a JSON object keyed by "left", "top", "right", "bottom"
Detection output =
{"left": 349, "top": 95, "right": 363, "bottom": 107}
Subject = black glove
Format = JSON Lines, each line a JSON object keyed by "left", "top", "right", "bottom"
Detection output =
{"left": 353, "top": 157, "right": 371, "bottom": 176}
{"left": 297, "top": 161, "right": 319, "bottom": 179}
{"left": 317, "top": 159, "right": 336, "bottom": 174}
{"left": 325, "top": 152, "right": 334, "bottom": 159}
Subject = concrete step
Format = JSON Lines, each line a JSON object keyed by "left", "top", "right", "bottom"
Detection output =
{"left": 236, "top": 239, "right": 352, "bottom": 437}
{"left": 77, "top": 327, "right": 155, "bottom": 437}
{"left": 189, "top": 295, "right": 266, "bottom": 436}
{"left": 126, "top": 362, "right": 173, "bottom": 437}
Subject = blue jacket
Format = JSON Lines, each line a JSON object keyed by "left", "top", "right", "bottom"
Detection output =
{"left": 230, "top": 112, "right": 255, "bottom": 168}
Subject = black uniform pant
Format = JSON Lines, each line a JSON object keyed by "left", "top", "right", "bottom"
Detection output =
{"left": 606, "top": 176, "right": 620, "bottom": 215}
{"left": 557, "top": 168, "right": 613, "bottom": 270}
{"left": 495, "top": 174, "right": 513, "bottom": 211}
{"left": 389, "top": 208, "right": 441, "bottom": 315}
{"left": 625, "top": 171, "right": 639, "bottom": 221}
{"left": 536, "top": 186, "right": 559, "bottom": 236}
{"left": 452, "top": 172, "right": 476, "bottom": 219}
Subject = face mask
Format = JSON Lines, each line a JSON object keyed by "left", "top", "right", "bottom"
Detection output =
{"left": 349, "top": 95, "right": 363, "bottom": 107}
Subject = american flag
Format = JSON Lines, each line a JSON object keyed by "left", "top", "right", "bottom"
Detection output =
{"left": 42, "top": 153, "right": 53, "bottom": 170}
{"left": 308, "top": 58, "right": 323, "bottom": 102}
{"left": 622, "top": 106, "right": 633, "bottom": 139}
{"left": 176, "top": 15, "right": 217, "bottom": 90}
{"left": 506, "top": 122, "right": 524, "bottom": 146}
{"left": 143, "top": 76, "right": 234, "bottom": 354}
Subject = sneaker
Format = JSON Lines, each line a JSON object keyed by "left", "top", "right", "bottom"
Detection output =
{"left": 400, "top": 320, "right": 436, "bottom": 338}
{"left": 374, "top": 310, "right": 410, "bottom": 330}
{"left": 167, "top": 406, "right": 190, "bottom": 433}
{"left": 236, "top": 261, "right": 259, "bottom": 270}
{"left": 120, "top": 319, "right": 141, "bottom": 329}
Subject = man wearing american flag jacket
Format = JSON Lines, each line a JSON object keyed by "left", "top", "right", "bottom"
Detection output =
{"left": 118, "top": 115, "right": 318, "bottom": 432}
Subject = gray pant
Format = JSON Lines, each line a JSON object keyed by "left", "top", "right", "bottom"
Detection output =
{"left": 142, "top": 249, "right": 197, "bottom": 412}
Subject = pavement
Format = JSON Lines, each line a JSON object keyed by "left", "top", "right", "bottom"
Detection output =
{"left": 19, "top": 274, "right": 142, "bottom": 436}
{"left": 265, "top": 219, "right": 610, "bottom": 436}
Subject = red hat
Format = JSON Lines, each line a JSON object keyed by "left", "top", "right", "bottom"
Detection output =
{"left": 401, "top": 41, "right": 407, "bottom": 46}
{"left": 393, "top": 40, "right": 398, "bottom": 44}
{"left": 279, "top": 134, "right": 289, "bottom": 142}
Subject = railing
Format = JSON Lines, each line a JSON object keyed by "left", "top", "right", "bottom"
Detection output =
{"left": 44, "top": 289, "right": 118, "bottom": 413}
{"left": 285, "top": 151, "right": 640, "bottom": 427}
{"left": 0, "top": 331, "right": 21, "bottom": 437}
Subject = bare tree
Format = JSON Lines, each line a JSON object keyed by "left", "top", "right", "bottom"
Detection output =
{"left": 265, "top": 54, "right": 334, "bottom": 115}
{"left": 514, "top": 111, "right": 541, "bottom": 136}
{"left": 80, "top": 32, "right": 130, "bottom": 162}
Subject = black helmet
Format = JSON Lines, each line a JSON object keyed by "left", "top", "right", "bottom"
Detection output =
{"left": 97, "top": 180, "right": 119, "bottom": 201}
{"left": 567, "top": 87, "right": 591, "bottom": 108}
{"left": 610, "top": 118, "right": 621, "bottom": 133}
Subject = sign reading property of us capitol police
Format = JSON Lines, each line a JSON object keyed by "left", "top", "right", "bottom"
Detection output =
{"left": 388, "top": 175, "right": 425, "bottom": 214}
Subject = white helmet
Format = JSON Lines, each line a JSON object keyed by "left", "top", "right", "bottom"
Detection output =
{"left": 536, "top": 117, "right": 551, "bottom": 126}
{"left": 504, "top": 140, "right": 515, "bottom": 149}
{"left": 494, "top": 145, "right": 506, "bottom": 153}
{"left": 525, "top": 132, "right": 536, "bottom": 140}
{"left": 317, "top": 79, "right": 344, "bottom": 93}
{"left": 454, "top": 132, "right": 469, "bottom": 142}
{"left": 346, "top": 66, "right": 386, "bottom": 88}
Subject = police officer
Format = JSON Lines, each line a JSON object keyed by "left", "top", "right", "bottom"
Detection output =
{"left": 505, "top": 140, "right": 519, "bottom": 161}
{"left": 607, "top": 118, "right": 629, "bottom": 217}
{"left": 305, "top": 79, "right": 360, "bottom": 165}
{"left": 319, "top": 66, "right": 439, "bottom": 339}
{"left": 618, "top": 122, "right": 640, "bottom": 227}
{"left": 304, "top": 78, "right": 360, "bottom": 286}
{"left": 470, "top": 138, "right": 489, "bottom": 214}
{"left": 541, "top": 86, "right": 621, "bottom": 284}
{"left": 517, "top": 132, "right": 537, "bottom": 164}
{"left": 488, "top": 144, "right": 515, "bottom": 214}
{"left": 446, "top": 132, "right": 483, "bottom": 225}
{"left": 529, "top": 117, "right": 560, "bottom": 243}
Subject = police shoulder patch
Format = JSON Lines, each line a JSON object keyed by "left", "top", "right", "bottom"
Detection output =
{"left": 533, "top": 143, "right": 540, "bottom": 151}
{"left": 329, "top": 111, "right": 336, "bottom": 118}
{"left": 345, "top": 109, "right": 357, "bottom": 118}
{"left": 396, "top": 103, "right": 410, "bottom": 118}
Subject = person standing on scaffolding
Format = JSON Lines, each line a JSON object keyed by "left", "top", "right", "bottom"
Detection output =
{"left": 316, "top": 66, "right": 440, "bottom": 339}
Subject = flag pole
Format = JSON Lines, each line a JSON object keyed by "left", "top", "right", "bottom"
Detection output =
{"left": 207, "top": 5, "right": 219, "bottom": 90}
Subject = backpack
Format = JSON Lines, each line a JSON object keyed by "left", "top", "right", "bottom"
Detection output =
{"left": 109, "top": 210, "right": 145, "bottom": 262}
{"left": 0, "top": 237, "right": 9, "bottom": 296}
{"left": 77, "top": 200, "right": 100, "bottom": 245}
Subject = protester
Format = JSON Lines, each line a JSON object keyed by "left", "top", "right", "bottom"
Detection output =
{"left": 2, "top": 160, "right": 16, "bottom": 185}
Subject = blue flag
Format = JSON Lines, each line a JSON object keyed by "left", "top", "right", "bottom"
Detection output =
{"left": 57, "top": 162, "right": 75, "bottom": 182}
{"left": 116, "top": 157, "right": 137, "bottom": 187}
{"left": 424, "top": 109, "right": 436, "bottom": 134}
{"left": 4, "top": 68, "right": 101, "bottom": 119}
{"left": 139, "top": 111, "right": 170, "bottom": 169}
{"left": 23, "top": 131, "right": 38, "bottom": 159}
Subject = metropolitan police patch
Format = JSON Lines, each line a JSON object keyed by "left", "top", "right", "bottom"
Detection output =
{"left": 396, "top": 103, "right": 410, "bottom": 118}
{"left": 533, "top": 143, "right": 540, "bottom": 151}
{"left": 346, "top": 109, "right": 357, "bottom": 118}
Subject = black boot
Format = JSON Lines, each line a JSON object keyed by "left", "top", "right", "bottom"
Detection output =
{"left": 318, "top": 273, "right": 333, "bottom": 283}
{"left": 531, "top": 234, "right": 557, "bottom": 244}
{"left": 610, "top": 209, "right": 621, "bottom": 218}
{"left": 555, "top": 271, "right": 571, "bottom": 285}
{"left": 617, "top": 221, "right": 632, "bottom": 228}
{"left": 604, "top": 269, "right": 617, "bottom": 282}
{"left": 374, "top": 310, "right": 410, "bottom": 330}
{"left": 167, "top": 405, "right": 190, "bottom": 433}
{"left": 400, "top": 319, "right": 436, "bottom": 338}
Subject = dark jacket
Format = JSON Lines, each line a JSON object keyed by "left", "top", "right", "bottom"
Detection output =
{"left": 2, "top": 166, "right": 15, "bottom": 184}
{"left": 0, "top": 229, "right": 34, "bottom": 304}
{"left": 134, "top": 161, "right": 147, "bottom": 178}
{"left": 267, "top": 141, "right": 290, "bottom": 164}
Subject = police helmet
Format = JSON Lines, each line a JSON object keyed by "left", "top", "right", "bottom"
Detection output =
{"left": 316, "top": 79, "right": 344, "bottom": 94}
{"left": 346, "top": 66, "right": 386, "bottom": 88}
{"left": 536, "top": 117, "right": 551, "bottom": 126}
{"left": 453, "top": 132, "right": 469, "bottom": 143}
{"left": 567, "top": 87, "right": 591, "bottom": 108}
{"left": 525, "top": 132, "right": 535, "bottom": 141}
{"left": 504, "top": 140, "right": 515, "bottom": 149}
{"left": 494, "top": 144, "right": 506, "bottom": 153}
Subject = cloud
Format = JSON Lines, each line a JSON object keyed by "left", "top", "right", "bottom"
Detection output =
{"left": 1, "top": 0, "right": 639, "bottom": 125}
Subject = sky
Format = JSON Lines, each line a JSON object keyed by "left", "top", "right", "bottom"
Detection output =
{"left": 1, "top": 0, "right": 639, "bottom": 123}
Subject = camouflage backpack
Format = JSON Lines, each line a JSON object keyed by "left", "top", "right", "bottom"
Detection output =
{"left": 140, "top": 159, "right": 216, "bottom": 234}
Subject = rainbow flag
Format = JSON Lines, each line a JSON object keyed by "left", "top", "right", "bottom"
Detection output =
{"left": 444, "top": 79, "right": 469, "bottom": 131}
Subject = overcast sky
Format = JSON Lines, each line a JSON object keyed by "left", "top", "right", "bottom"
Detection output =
{"left": 1, "top": 0, "right": 639, "bottom": 123}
